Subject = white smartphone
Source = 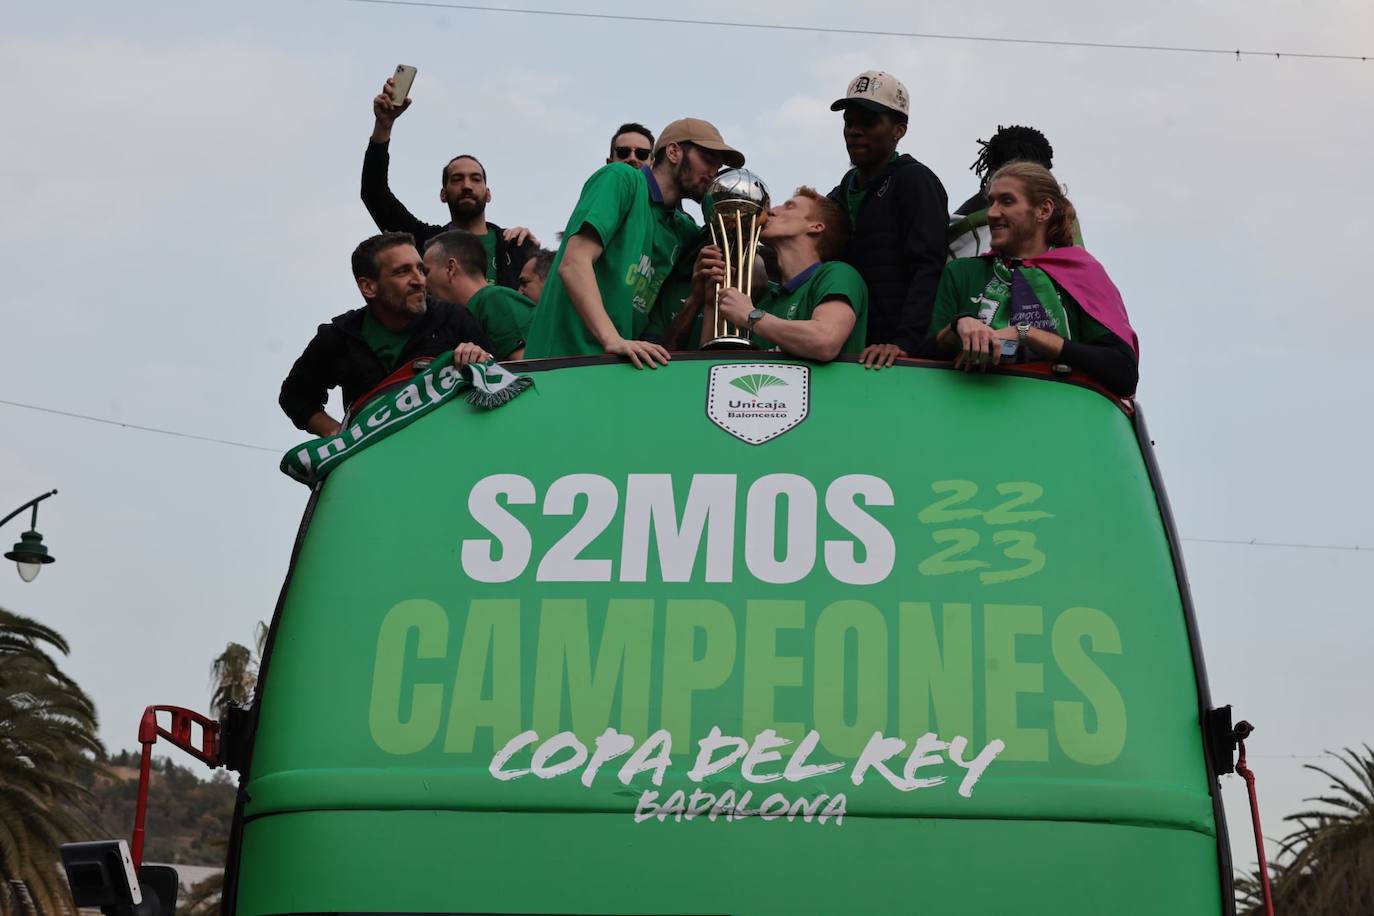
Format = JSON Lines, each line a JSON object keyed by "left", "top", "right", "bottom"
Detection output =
{"left": 390, "top": 65, "right": 417, "bottom": 105}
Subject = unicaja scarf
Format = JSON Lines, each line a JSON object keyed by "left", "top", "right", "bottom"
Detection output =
{"left": 280, "top": 353, "right": 532, "bottom": 486}
{"left": 979, "top": 246, "right": 1137, "bottom": 357}
{"left": 969, "top": 257, "right": 1071, "bottom": 338}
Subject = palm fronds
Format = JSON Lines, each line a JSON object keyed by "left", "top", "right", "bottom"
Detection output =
{"left": 0, "top": 607, "right": 105, "bottom": 916}
{"left": 1237, "top": 744, "right": 1374, "bottom": 915}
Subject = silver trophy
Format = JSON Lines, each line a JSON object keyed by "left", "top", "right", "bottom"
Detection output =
{"left": 702, "top": 168, "right": 770, "bottom": 349}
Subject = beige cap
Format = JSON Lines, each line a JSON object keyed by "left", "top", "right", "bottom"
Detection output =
{"left": 655, "top": 118, "right": 745, "bottom": 169}
{"left": 830, "top": 70, "right": 910, "bottom": 119}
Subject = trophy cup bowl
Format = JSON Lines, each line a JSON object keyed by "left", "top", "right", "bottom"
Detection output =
{"left": 703, "top": 168, "right": 771, "bottom": 350}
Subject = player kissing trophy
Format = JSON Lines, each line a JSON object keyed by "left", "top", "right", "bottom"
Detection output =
{"left": 702, "top": 168, "right": 770, "bottom": 349}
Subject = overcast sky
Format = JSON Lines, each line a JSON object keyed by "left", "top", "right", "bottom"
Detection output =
{"left": 2, "top": 0, "right": 1371, "bottom": 876}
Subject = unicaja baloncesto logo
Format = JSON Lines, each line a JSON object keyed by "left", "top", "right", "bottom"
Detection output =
{"left": 707, "top": 364, "right": 810, "bottom": 445}
{"left": 728, "top": 373, "right": 789, "bottom": 411}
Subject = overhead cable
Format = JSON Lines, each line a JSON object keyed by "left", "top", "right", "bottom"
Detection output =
{"left": 341, "top": 0, "right": 1371, "bottom": 63}
{"left": 1183, "top": 536, "right": 1368, "bottom": 552}
{"left": 0, "top": 398, "right": 280, "bottom": 454}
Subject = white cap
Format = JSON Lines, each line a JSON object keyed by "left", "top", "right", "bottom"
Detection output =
{"left": 830, "top": 70, "right": 910, "bottom": 119}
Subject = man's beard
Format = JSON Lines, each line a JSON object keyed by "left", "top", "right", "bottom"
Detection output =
{"left": 448, "top": 195, "right": 486, "bottom": 222}
{"left": 675, "top": 158, "right": 705, "bottom": 203}
{"left": 991, "top": 221, "right": 1036, "bottom": 256}
{"left": 380, "top": 289, "right": 427, "bottom": 319}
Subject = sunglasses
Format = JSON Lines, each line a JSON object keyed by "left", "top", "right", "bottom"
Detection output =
{"left": 614, "top": 146, "right": 651, "bottom": 162}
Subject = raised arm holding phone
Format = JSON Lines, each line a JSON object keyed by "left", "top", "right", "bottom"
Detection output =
{"left": 361, "top": 70, "right": 539, "bottom": 291}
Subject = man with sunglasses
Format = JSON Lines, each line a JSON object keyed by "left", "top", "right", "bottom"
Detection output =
{"left": 524, "top": 118, "right": 744, "bottom": 367}
{"left": 608, "top": 123, "right": 655, "bottom": 168}
{"left": 827, "top": 70, "right": 949, "bottom": 369}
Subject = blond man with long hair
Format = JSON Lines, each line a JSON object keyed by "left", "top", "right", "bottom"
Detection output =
{"left": 929, "top": 162, "right": 1138, "bottom": 396}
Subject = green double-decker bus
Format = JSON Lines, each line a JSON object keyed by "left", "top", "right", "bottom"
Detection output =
{"left": 222, "top": 355, "right": 1235, "bottom": 915}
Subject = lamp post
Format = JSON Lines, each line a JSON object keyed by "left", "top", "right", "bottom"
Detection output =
{"left": 2, "top": 489, "right": 58, "bottom": 582}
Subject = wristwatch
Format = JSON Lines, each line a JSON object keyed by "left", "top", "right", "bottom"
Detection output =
{"left": 1016, "top": 322, "right": 1032, "bottom": 345}
{"left": 746, "top": 308, "right": 766, "bottom": 332}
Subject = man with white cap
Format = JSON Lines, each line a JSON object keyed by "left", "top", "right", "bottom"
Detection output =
{"left": 827, "top": 70, "right": 949, "bottom": 368}
{"left": 524, "top": 118, "right": 744, "bottom": 366}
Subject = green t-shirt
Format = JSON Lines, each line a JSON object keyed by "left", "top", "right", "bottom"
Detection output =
{"left": 525, "top": 164, "right": 699, "bottom": 358}
{"left": 842, "top": 152, "right": 899, "bottom": 225}
{"left": 467, "top": 285, "right": 536, "bottom": 359}
{"left": 360, "top": 309, "right": 413, "bottom": 371}
{"left": 751, "top": 261, "right": 869, "bottom": 355}
{"left": 640, "top": 227, "right": 710, "bottom": 345}
{"left": 927, "top": 257, "right": 1113, "bottom": 347}
{"left": 478, "top": 230, "right": 498, "bottom": 284}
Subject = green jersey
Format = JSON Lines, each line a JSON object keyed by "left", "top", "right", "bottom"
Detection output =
{"left": 478, "top": 231, "right": 498, "bottom": 284}
{"left": 467, "top": 285, "right": 536, "bottom": 359}
{"left": 525, "top": 164, "right": 699, "bottom": 358}
{"left": 928, "top": 257, "right": 1113, "bottom": 347}
{"left": 640, "top": 227, "right": 710, "bottom": 345}
{"left": 751, "top": 261, "right": 869, "bottom": 355}
{"left": 360, "top": 309, "right": 412, "bottom": 371}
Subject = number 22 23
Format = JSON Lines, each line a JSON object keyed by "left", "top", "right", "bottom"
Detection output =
{"left": 916, "top": 481, "right": 1051, "bottom": 584}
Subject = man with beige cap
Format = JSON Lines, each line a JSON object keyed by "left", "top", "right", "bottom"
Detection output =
{"left": 524, "top": 118, "right": 744, "bottom": 365}
{"left": 827, "top": 70, "right": 949, "bottom": 368}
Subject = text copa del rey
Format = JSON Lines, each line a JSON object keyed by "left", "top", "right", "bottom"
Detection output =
{"left": 488, "top": 726, "right": 1005, "bottom": 825}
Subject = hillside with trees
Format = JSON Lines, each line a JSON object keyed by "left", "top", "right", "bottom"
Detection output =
{"left": 84, "top": 751, "right": 236, "bottom": 866}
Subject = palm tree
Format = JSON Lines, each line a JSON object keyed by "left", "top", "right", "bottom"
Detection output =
{"left": 191, "top": 622, "right": 269, "bottom": 915}
{"left": 1237, "top": 745, "right": 1374, "bottom": 915}
{"left": 0, "top": 607, "right": 104, "bottom": 916}
{"left": 208, "top": 621, "right": 267, "bottom": 719}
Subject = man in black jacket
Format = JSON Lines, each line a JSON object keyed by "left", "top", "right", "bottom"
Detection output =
{"left": 362, "top": 78, "right": 538, "bottom": 290}
{"left": 279, "top": 232, "right": 494, "bottom": 435}
{"left": 827, "top": 70, "right": 949, "bottom": 368}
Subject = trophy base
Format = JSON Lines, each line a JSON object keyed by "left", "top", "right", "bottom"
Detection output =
{"left": 702, "top": 336, "right": 757, "bottom": 351}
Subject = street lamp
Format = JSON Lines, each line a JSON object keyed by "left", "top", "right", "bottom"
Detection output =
{"left": 2, "top": 489, "right": 58, "bottom": 582}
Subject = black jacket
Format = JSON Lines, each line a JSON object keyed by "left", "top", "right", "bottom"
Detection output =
{"left": 361, "top": 140, "right": 537, "bottom": 290}
{"left": 828, "top": 153, "right": 949, "bottom": 355}
{"left": 279, "top": 297, "right": 494, "bottom": 431}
